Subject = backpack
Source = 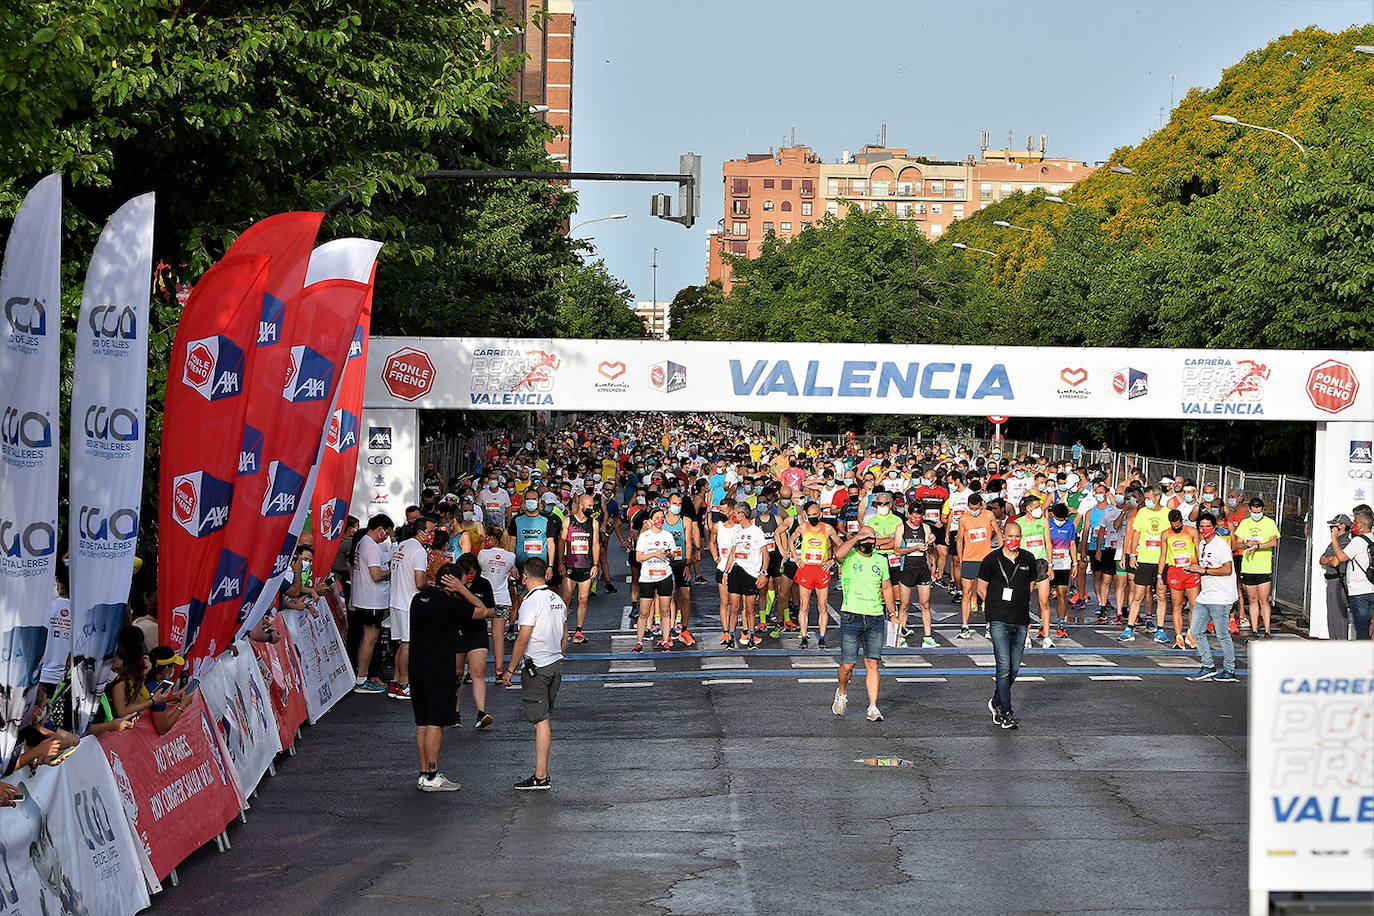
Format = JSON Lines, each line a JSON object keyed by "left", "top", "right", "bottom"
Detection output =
{"left": 1355, "top": 534, "right": 1374, "bottom": 585}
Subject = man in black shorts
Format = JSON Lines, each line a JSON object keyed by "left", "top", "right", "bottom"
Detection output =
{"left": 409, "top": 563, "right": 494, "bottom": 792}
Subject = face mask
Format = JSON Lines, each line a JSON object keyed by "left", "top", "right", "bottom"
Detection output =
{"left": 1181, "top": 493, "right": 1195, "bottom": 504}
{"left": 1250, "top": 510, "right": 1264, "bottom": 520}
{"left": 757, "top": 503, "right": 771, "bottom": 514}
{"left": 740, "top": 486, "right": 753, "bottom": 495}
{"left": 1030, "top": 508, "right": 1043, "bottom": 519}
{"left": 1094, "top": 493, "right": 1105, "bottom": 504}
{"left": 487, "top": 482, "right": 498, "bottom": 492}
{"left": 1200, "top": 527, "right": 1215, "bottom": 540}
{"left": 1004, "top": 536, "right": 1021, "bottom": 550}
{"left": 876, "top": 505, "right": 891, "bottom": 515}
{"left": 652, "top": 517, "right": 664, "bottom": 528}
{"left": 1114, "top": 495, "right": 1125, "bottom": 506}
{"left": 524, "top": 499, "right": 539, "bottom": 512}
{"left": 1226, "top": 498, "right": 1238, "bottom": 508}
{"left": 968, "top": 507, "right": 982, "bottom": 517}
{"left": 779, "top": 498, "right": 792, "bottom": 508}
{"left": 463, "top": 512, "right": 476, "bottom": 522}
{"left": 1202, "top": 494, "right": 1216, "bottom": 504}
{"left": 1171, "top": 523, "right": 1183, "bottom": 532}
{"left": 807, "top": 514, "right": 821, "bottom": 524}
{"left": 1144, "top": 499, "right": 1157, "bottom": 510}
{"left": 669, "top": 504, "right": 682, "bottom": 516}
{"left": 636, "top": 496, "right": 646, "bottom": 505}
{"left": 843, "top": 477, "right": 855, "bottom": 485}
{"left": 856, "top": 541, "right": 875, "bottom": 555}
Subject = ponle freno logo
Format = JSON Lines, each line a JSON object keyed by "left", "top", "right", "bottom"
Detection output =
{"left": 382, "top": 347, "right": 436, "bottom": 402}
{"left": 181, "top": 335, "right": 245, "bottom": 402}
{"left": 1055, "top": 367, "right": 1090, "bottom": 400}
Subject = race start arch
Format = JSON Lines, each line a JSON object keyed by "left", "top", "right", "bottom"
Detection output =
{"left": 358, "top": 337, "right": 1370, "bottom": 636}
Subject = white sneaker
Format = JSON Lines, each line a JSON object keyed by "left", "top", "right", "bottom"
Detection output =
{"left": 418, "top": 773, "right": 461, "bottom": 792}
{"left": 832, "top": 690, "right": 848, "bottom": 716}
{"left": 1041, "top": 636, "right": 1055, "bottom": 649}
{"left": 866, "top": 706, "right": 883, "bottom": 722}
{"left": 1024, "top": 635, "right": 1033, "bottom": 650}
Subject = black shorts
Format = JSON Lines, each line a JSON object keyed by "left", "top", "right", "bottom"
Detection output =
{"left": 1133, "top": 561, "right": 1160, "bottom": 587}
{"left": 715, "top": 567, "right": 725, "bottom": 585}
{"left": 1089, "top": 548, "right": 1117, "bottom": 574}
{"left": 565, "top": 566, "right": 592, "bottom": 583}
{"left": 781, "top": 559, "right": 799, "bottom": 580}
{"left": 766, "top": 551, "right": 784, "bottom": 578}
{"left": 640, "top": 576, "right": 674, "bottom": 598}
{"left": 520, "top": 659, "right": 562, "bottom": 724}
{"left": 894, "top": 562, "right": 931, "bottom": 588}
{"left": 727, "top": 565, "right": 760, "bottom": 597}
{"left": 349, "top": 607, "right": 386, "bottom": 628}
{"left": 928, "top": 525, "right": 946, "bottom": 544}
{"left": 1034, "top": 558, "right": 1051, "bottom": 583}
{"left": 947, "top": 528, "right": 960, "bottom": 550}
{"left": 409, "top": 671, "right": 457, "bottom": 727}
{"left": 455, "top": 634, "right": 488, "bottom": 655}
{"left": 671, "top": 560, "right": 689, "bottom": 588}
{"left": 1052, "top": 568, "right": 1071, "bottom": 587}
{"left": 1240, "top": 571, "right": 1272, "bottom": 587}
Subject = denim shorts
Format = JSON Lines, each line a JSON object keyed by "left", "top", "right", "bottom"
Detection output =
{"left": 840, "top": 612, "right": 885, "bottom": 664}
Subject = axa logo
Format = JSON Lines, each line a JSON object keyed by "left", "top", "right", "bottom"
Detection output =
{"left": 208, "top": 549, "right": 248, "bottom": 606}
{"left": 347, "top": 325, "right": 365, "bottom": 361}
{"left": 182, "top": 335, "right": 245, "bottom": 402}
{"left": 171, "top": 470, "right": 234, "bottom": 538}
{"left": 83, "top": 405, "right": 138, "bottom": 442}
{"left": 325, "top": 408, "right": 359, "bottom": 454}
{"left": 239, "top": 425, "right": 263, "bottom": 475}
{"left": 0, "top": 515, "right": 55, "bottom": 559}
{"left": 76, "top": 506, "right": 138, "bottom": 542}
{"left": 5, "top": 296, "right": 46, "bottom": 336}
{"left": 260, "top": 460, "right": 306, "bottom": 517}
{"left": 259, "top": 293, "right": 285, "bottom": 346}
{"left": 368, "top": 426, "right": 392, "bottom": 450}
{"left": 1352, "top": 440, "right": 1372, "bottom": 465}
{"left": 320, "top": 497, "right": 348, "bottom": 541}
{"left": 88, "top": 305, "right": 137, "bottom": 340}
{"left": 1112, "top": 367, "right": 1148, "bottom": 400}
{"left": 2, "top": 407, "right": 52, "bottom": 448}
{"left": 282, "top": 345, "right": 334, "bottom": 403}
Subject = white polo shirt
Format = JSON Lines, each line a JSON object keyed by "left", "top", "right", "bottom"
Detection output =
{"left": 519, "top": 585, "right": 567, "bottom": 666}
{"left": 1196, "top": 534, "right": 1238, "bottom": 606}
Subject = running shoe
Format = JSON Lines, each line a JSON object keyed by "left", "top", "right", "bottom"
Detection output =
{"left": 658, "top": 640, "right": 673, "bottom": 652}
{"left": 650, "top": 624, "right": 663, "bottom": 638}
{"left": 450, "top": 713, "right": 463, "bottom": 729}
{"left": 387, "top": 681, "right": 400, "bottom": 699}
{"left": 1206, "top": 622, "right": 1215, "bottom": 635}
{"left": 866, "top": 706, "right": 884, "bottom": 722}
{"left": 1228, "top": 618, "right": 1239, "bottom": 635}
{"left": 983, "top": 626, "right": 991, "bottom": 639}
{"left": 418, "top": 773, "right": 461, "bottom": 792}
{"left": 952, "top": 590, "right": 964, "bottom": 602}
{"left": 817, "top": 635, "right": 828, "bottom": 649}
{"left": 670, "top": 625, "right": 682, "bottom": 638}
{"left": 462, "top": 672, "right": 473, "bottom": 685}
{"left": 1024, "top": 634, "right": 1033, "bottom": 650}
{"left": 1214, "top": 670, "right": 1240, "bottom": 683}
{"left": 1041, "top": 635, "right": 1055, "bottom": 649}
{"left": 1143, "top": 621, "right": 1158, "bottom": 635}
{"left": 394, "top": 683, "right": 411, "bottom": 700}
{"left": 678, "top": 629, "right": 696, "bottom": 647}
{"left": 629, "top": 609, "right": 640, "bottom": 622}
{"left": 999, "top": 712, "right": 1019, "bottom": 730}
{"left": 956, "top": 627, "right": 973, "bottom": 640}
{"left": 514, "top": 775, "right": 552, "bottom": 791}
{"left": 746, "top": 636, "right": 758, "bottom": 651}
{"left": 921, "top": 636, "right": 939, "bottom": 649}
{"left": 353, "top": 681, "right": 386, "bottom": 694}
{"left": 783, "top": 620, "right": 799, "bottom": 631}
{"left": 631, "top": 642, "right": 644, "bottom": 654}
{"left": 988, "top": 697, "right": 1001, "bottom": 724}
{"left": 605, "top": 582, "right": 618, "bottom": 593}
{"left": 1055, "top": 625, "right": 1069, "bottom": 638}
{"left": 571, "top": 629, "right": 587, "bottom": 644}
{"left": 1186, "top": 666, "right": 1218, "bottom": 682}
{"left": 1172, "top": 636, "right": 1187, "bottom": 650}
{"left": 476, "top": 710, "right": 493, "bottom": 729}
{"left": 832, "top": 689, "right": 848, "bottom": 716}
{"left": 900, "top": 626, "right": 914, "bottom": 639}
{"left": 1113, "top": 613, "right": 1127, "bottom": 626}
{"left": 719, "top": 633, "right": 732, "bottom": 647}
{"left": 1154, "top": 627, "right": 1170, "bottom": 645}
{"left": 800, "top": 634, "right": 811, "bottom": 649}
{"left": 769, "top": 625, "right": 783, "bottom": 639}
{"left": 726, "top": 634, "right": 737, "bottom": 650}
{"left": 506, "top": 628, "right": 518, "bottom": 642}
{"left": 738, "top": 633, "right": 752, "bottom": 649}
{"left": 693, "top": 574, "right": 706, "bottom": 584}
{"left": 1116, "top": 626, "right": 1136, "bottom": 643}
{"left": 1096, "top": 610, "right": 1108, "bottom": 624}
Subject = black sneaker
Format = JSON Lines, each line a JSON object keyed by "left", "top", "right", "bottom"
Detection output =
{"left": 999, "top": 712, "right": 1019, "bottom": 730}
{"left": 606, "top": 582, "right": 618, "bottom": 593}
{"left": 476, "top": 710, "right": 493, "bottom": 729}
{"left": 462, "top": 671, "right": 473, "bottom": 685}
{"left": 515, "top": 774, "right": 551, "bottom": 791}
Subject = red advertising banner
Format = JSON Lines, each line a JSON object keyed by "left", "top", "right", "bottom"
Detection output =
{"left": 310, "top": 285, "right": 373, "bottom": 584}
{"left": 157, "top": 255, "right": 271, "bottom": 658}
{"left": 251, "top": 627, "right": 308, "bottom": 752}
{"left": 97, "top": 692, "right": 245, "bottom": 881}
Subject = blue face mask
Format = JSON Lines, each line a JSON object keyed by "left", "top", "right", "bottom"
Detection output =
{"left": 740, "top": 485, "right": 753, "bottom": 495}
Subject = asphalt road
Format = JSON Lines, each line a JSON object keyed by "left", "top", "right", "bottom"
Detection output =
{"left": 154, "top": 542, "right": 1256, "bottom": 916}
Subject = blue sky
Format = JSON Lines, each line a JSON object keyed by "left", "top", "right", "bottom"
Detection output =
{"left": 566, "top": 0, "right": 1371, "bottom": 306}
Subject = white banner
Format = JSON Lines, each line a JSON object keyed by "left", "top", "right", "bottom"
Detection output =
{"left": 282, "top": 601, "right": 355, "bottom": 723}
{"left": 1248, "top": 642, "right": 1374, "bottom": 915}
{"left": 1309, "top": 420, "right": 1374, "bottom": 639}
{"left": 352, "top": 408, "right": 418, "bottom": 525}
{"left": 0, "top": 174, "right": 63, "bottom": 764}
{"left": 69, "top": 193, "right": 154, "bottom": 732}
{"left": 0, "top": 738, "right": 155, "bottom": 916}
{"left": 362, "top": 337, "right": 1371, "bottom": 423}
{"left": 196, "top": 641, "right": 282, "bottom": 796}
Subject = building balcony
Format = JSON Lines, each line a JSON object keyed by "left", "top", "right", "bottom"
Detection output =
{"left": 730, "top": 206, "right": 750, "bottom": 218}
{"left": 799, "top": 187, "right": 815, "bottom": 198}
{"left": 730, "top": 183, "right": 751, "bottom": 196}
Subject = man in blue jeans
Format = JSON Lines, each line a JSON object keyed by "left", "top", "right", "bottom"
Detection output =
{"left": 1329, "top": 505, "right": 1374, "bottom": 641}
{"left": 1185, "top": 513, "right": 1240, "bottom": 681}
{"left": 831, "top": 526, "right": 896, "bottom": 723}
{"left": 977, "top": 520, "right": 1035, "bottom": 729}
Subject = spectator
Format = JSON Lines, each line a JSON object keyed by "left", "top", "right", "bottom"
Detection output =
{"left": 1329, "top": 505, "right": 1373, "bottom": 641}
{"left": 6, "top": 685, "right": 78, "bottom": 774}
{"left": 1318, "top": 514, "right": 1353, "bottom": 639}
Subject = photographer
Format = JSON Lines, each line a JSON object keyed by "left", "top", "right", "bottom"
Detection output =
{"left": 1317, "top": 513, "right": 1353, "bottom": 640}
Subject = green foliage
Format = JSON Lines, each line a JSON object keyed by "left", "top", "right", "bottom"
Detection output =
{"left": 553, "top": 257, "right": 647, "bottom": 340}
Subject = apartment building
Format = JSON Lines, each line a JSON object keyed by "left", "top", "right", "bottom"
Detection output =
{"left": 634, "top": 300, "right": 670, "bottom": 339}
{"left": 481, "top": 0, "right": 575, "bottom": 165}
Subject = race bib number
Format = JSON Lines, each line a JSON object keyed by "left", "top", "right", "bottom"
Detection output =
{"left": 1245, "top": 538, "right": 1260, "bottom": 548}
{"left": 524, "top": 536, "right": 544, "bottom": 555}
{"left": 1143, "top": 536, "right": 1161, "bottom": 550}
{"left": 1172, "top": 551, "right": 1191, "bottom": 566}
{"left": 1051, "top": 548, "right": 1070, "bottom": 563}
{"left": 924, "top": 508, "right": 941, "bottom": 522}
{"left": 888, "top": 554, "right": 901, "bottom": 568}
{"left": 967, "top": 528, "right": 988, "bottom": 543}
{"left": 1024, "top": 535, "right": 1045, "bottom": 552}
{"left": 803, "top": 546, "right": 824, "bottom": 564}
{"left": 846, "top": 520, "right": 859, "bottom": 534}
{"left": 570, "top": 537, "right": 590, "bottom": 556}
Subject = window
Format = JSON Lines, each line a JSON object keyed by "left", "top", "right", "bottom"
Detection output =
{"left": 931, "top": 203, "right": 942, "bottom": 214}
{"left": 763, "top": 178, "right": 775, "bottom": 189}
{"left": 872, "top": 180, "right": 890, "bottom": 197}
{"left": 896, "top": 202, "right": 913, "bottom": 218}
{"left": 780, "top": 221, "right": 792, "bottom": 233}
{"left": 800, "top": 179, "right": 815, "bottom": 197}
{"left": 897, "top": 181, "right": 913, "bottom": 196}
{"left": 849, "top": 179, "right": 867, "bottom": 195}
{"left": 953, "top": 204, "right": 964, "bottom": 218}
{"left": 825, "top": 201, "right": 839, "bottom": 216}
{"left": 731, "top": 221, "right": 747, "bottom": 236}
{"left": 915, "top": 202, "right": 926, "bottom": 214}
{"left": 731, "top": 200, "right": 748, "bottom": 216}
{"left": 952, "top": 181, "right": 965, "bottom": 196}
{"left": 780, "top": 200, "right": 792, "bottom": 212}
{"left": 1001, "top": 183, "right": 1013, "bottom": 194}
{"left": 1050, "top": 184, "right": 1066, "bottom": 193}
{"left": 729, "top": 240, "right": 747, "bottom": 255}
{"left": 763, "top": 200, "right": 774, "bottom": 211}
{"left": 980, "top": 183, "right": 993, "bottom": 201}
{"left": 801, "top": 201, "right": 812, "bottom": 216}
{"left": 781, "top": 179, "right": 793, "bottom": 190}
{"left": 930, "top": 223, "right": 943, "bottom": 237}
{"left": 929, "top": 180, "right": 944, "bottom": 194}
{"left": 827, "top": 178, "right": 840, "bottom": 196}
{"left": 731, "top": 178, "right": 750, "bottom": 195}
{"left": 763, "top": 221, "right": 774, "bottom": 233}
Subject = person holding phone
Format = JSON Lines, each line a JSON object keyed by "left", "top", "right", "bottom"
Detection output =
{"left": 5, "top": 685, "right": 79, "bottom": 775}
{"left": 145, "top": 646, "right": 195, "bottom": 735}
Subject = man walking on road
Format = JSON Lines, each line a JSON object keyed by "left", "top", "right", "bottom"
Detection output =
{"left": 977, "top": 520, "right": 1035, "bottom": 729}
{"left": 502, "top": 558, "right": 568, "bottom": 790}
{"left": 1183, "top": 513, "right": 1240, "bottom": 682}
{"left": 831, "top": 526, "right": 895, "bottom": 722}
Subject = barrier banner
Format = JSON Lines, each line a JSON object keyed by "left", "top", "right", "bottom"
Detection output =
{"left": 213, "top": 237, "right": 380, "bottom": 648}
{"left": 310, "top": 285, "right": 374, "bottom": 588}
{"left": 1247, "top": 642, "right": 1374, "bottom": 914}
{"left": 282, "top": 601, "right": 355, "bottom": 724}
{"left": 196, "top": 642, "right": 282, "bottom": 797}
{"left": 250, "top": 627, "right": 308, "bottom": 752}
{"left": 97, "top": 692, "right": 244, "bottom": 881}
{"left": 0, "top": 174, "right": 62, "bottom": 764}
{"left": 157, "top": 254, "right": 271, "bottom": 663}
{"left": 362, "top": 337, "right": 1372, "bottom": 423}
{"left": 0, "top": 738, "right": 155, "bottom": 916}
{"left": 188, "top": 212, "right": 322, "bottom": 669}
{"left": 69, "top": 193, "right": 155, "bottom": 733}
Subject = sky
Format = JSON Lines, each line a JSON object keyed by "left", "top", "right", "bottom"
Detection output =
{"left": 566, "top": 0, "right": 1372, "bottom": 306}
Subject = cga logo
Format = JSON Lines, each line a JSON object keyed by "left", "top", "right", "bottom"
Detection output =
{"left": 1351, "top": 441, "right": 1372, "bottom": 465}
{"left": 77, "top": 506, "right": 138, "bottom": 542}
{"left": 368, "top": 426, "right": 392, "bottom": 450}
{"left": 325, "top": 408, "right": 359, "bottom": 453}
{"left": 208, "top": 548, "right": 247, "bottom": 605}
{"left": 650, "top": 361, "right": 687, "bottom": 394}
{"left": 260, "top": 460, "right": 306, "bottom": 517}
{"left": 2, "top": 406, "right": 52, "bottom": 469}
{"left": 84, "top": 405, "right": 138, "bottom": 442}
{"left": 239, "top": 425, "right": 263, "bottom": 475}
{"left": 88, "top": 305, "right": 137, "bottom": 340}
{"left": 1112, "top": 367, "right": 1148, "bottom": 400}
{"left": 283, "top": 344, "right": 335, "bottom": 403}
{"left": 259, "top": 293, "right": 285, "bottom": 346}
{"left": 0, "top": 515, "right": 56, "bottom": 559}
{"left": 171, "top": 470, "right": 234, "bottom": 538}
{"left": 182, "top": 335, "right": 245, "bottom": 402}
{"left": 320, "top": 497, "right": 348, "bottom": 541}
{"left": 5, "top": 295, "right": 46, "bottom": 335}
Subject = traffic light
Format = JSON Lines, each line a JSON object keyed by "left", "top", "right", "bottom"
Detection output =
{"left": 651, "top": 152, "right": 700, "bottom": 228}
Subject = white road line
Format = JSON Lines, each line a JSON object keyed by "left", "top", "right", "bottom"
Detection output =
{"left": 702, "top": 656, "right": 749, "bottom": 670}
{"left": 1066, "top": 654, "right": 1117, "bottom": 667}
{"left": 604, "top": 682, "right": 653, "bottom": 688}
{"left": 790, "top": 656, "right": 839, "bottom": 668}
{"left": 619, "top": 605, "right": 633, "bottom": 630}
{"left": 609, "top": 660, "right": 655, "bottom": 673}
{"left": 1090, "top": 675, "right": 1143, "bottom": 681}
{"left": 882, "top": 655, "right": 932, "bottom": 667}
{"left": 796, "top": 677, "right": 837, "bottom": 683}
{"left": 1153, "top": 657, "right": 1202, "bottom": 668}
{"left": 896, "top": 676, "right": 948, "bottom": 683}
{"left": 703, "top": 678, "right": 754, "bottom": 685}
{"left": 1016, "top": 676, "right": 1046, "bottom": 682}
{"left": 970, "top": 655, "right": 996, "bottom": 667}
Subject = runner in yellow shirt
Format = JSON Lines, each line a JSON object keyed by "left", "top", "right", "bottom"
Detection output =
{"left": 1120, "top": 485, "right": 1170, "bottom": 643}
{"left": 1233, "top": 497, "right": 1280, "bottom": 638}
{"left": 1159, "top": 510, "right": 1200, "bottom": 649}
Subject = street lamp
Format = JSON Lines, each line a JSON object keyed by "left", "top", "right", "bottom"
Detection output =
{"left": 569, "top": 213, "right": 628, "bottom": 233}
{"left": 992, "top": 220, "right": 1030, "bottom": 232}
{"left": 1044, "top": 195, "right": 1075, "bottom": 206}
{"left": 529, "top": 104, "right": 549, "bottom": 114}
{"left": 547, "top": 153, "right": 568, "bottom": 161}
{"left": 1354, "top": 46, "right": 1374, "bottom": 56}
{"left": 1108, "top": 165, "right": 1135, "bottom": 175}
{"left": 1209, "top": 113, "right": 1306, "bottom": 153}
{"left": 951, "top": 242, "right": 996, "bottom": 256}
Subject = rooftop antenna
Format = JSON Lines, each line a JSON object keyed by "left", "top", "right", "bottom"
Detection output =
{"left": 1170, "top": 73, "right": 1176, "bottom": 111}
{"left": 790, "top": 126, "right": 796, "bottom": 147}
{"left": 979, "top": 130, "right": 990, "bottom": 153}
{"left": 881, "top": 123, "right": 887, "bottom": 147}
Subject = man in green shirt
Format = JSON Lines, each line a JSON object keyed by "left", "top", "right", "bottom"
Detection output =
{"left": 831, "top": 526, "right": 895, "bottom": 723}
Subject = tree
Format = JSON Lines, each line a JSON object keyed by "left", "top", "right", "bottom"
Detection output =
{"left": 554, "top": 257, "right": 646, "bottom": 339}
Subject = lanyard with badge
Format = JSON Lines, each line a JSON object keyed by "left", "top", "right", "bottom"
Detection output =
{"left": 995, "top": 553, "right": 1017, "bottom": 603}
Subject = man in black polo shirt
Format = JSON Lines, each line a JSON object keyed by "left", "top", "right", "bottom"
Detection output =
{"left": 977, "top": 519, "right": 1035, "bottom": 730}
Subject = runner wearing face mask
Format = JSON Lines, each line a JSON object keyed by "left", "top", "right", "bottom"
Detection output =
{"left": 942, "top": 473, "right": 970, "bottom": 601}
{"left": 633, "top": 508, "right": 677, "bottom": 653}
{"left": 955, "top": 493, "right": 1001, "bottom": 639}
{"left": 753, "top": 494, "right": 784, "bottom": 635}
{"left": 721, "top": 505, "right": 770, "bottom": 650}
{"left": 1234, "top": 498, "right": 1281, "bottom": 638}
{"left": 1017, "top": 496, "right": 1055, "bottom": 647}
{"left": 792, "top": 502, "right": 840, "bottom": 648}
{"left": 663, "top": 495, "right": 697, "bottom": 647}
{"left": 867, "top": 492, "right": 906, "bottom": 643}
{"left": 1120, "top": 485, "right": 1170, "bottom": 643}
{"left": 892, "top": 509, "right": 940, "bottom": 648}
{"left": 1160, "top": 509, "right": 1200, "bottom": 649}
{"left": 559, "top": 493, "right": 599, "bottom": 645}
{"left": 1047, "top": 503, "right": 1078, "bottom": 633}
{"left": 1083, "top": 485, "right": 1122, "bottom": 622}
{"left": 912, "top": 472, "right": 950, "bottom": 589}
{"left": 1224, "top": 491, "right": 1250, "bottom": 632}
{"left": 507, "top": 496, "right": 556, "bottom": 645}
{"left": 710, "top": 500, "right": 739, "bottom": 637}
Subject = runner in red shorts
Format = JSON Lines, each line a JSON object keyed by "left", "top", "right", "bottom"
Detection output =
{"left": 792, "top": 502, "right": 841, "bottom": 649}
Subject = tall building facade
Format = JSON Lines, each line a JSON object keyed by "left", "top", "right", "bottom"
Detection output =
{"left": 634, "top": 300, "right": 670, "bottom": 339}
{"left": 707, "top": 141, "right": 1094, "bottom": 291}
{"left": 482, "top": 0, "right": 575, "bottom": 165}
